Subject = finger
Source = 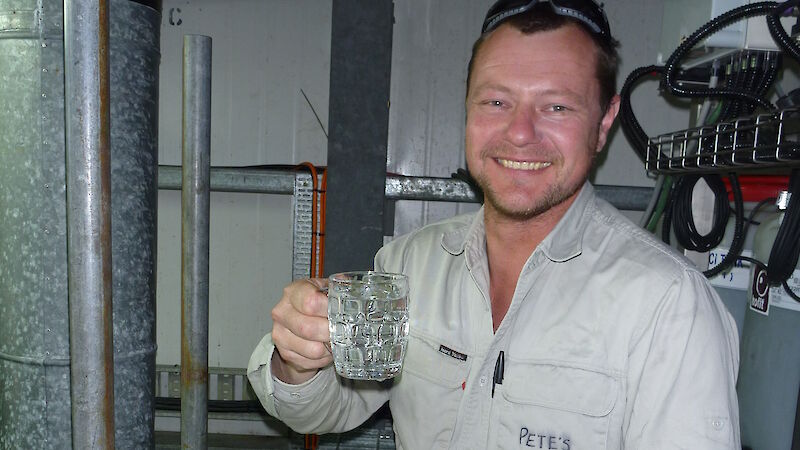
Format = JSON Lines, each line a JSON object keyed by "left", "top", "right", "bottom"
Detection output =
{"left": 276, "top": 347, "right": 333, "bottom": 373}
{"left": 280, "top": 310, "right": 330, "bottom": 343}
{"left": 273, "top": 323, "right": 331, "bottom": 361}
{"left": 285, "top": 279, "right": 329, "bottom": 318}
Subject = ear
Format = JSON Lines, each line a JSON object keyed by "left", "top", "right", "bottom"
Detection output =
{"left": 595, "top": 94, "right": 620, "bottom": 153}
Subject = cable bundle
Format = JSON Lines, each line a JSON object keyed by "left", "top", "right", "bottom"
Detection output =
{"left": 661, "top": 174, "right": 745, "bottom": 279}
{"left": 618, "top": 1, "right": 800, "bottom": 279}
{"left": 767, "top": 170, "right": 800, "bottom": 294}
{"left": 664, "top": 175, "right": 731, "bottom": 252}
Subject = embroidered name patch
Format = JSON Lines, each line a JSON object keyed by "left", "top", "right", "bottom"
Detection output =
{"left": 438, "top": 345, "right": 467, "bottom": 361}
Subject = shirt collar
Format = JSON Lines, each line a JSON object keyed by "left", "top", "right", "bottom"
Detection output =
{"left": 441, "top": 208, "right": 484, "bottom": 256}
{"left": 540, "top": 181, "right": 594, "bottom": 262}
{"left": 440, "top": 181, "right": 595, "bottom": 262}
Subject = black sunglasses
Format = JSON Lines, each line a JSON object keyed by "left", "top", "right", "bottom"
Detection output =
{"left": 482, "top": 0, "right": 611, "bottom": 40}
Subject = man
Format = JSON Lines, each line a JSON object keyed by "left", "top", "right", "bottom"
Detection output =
{"left": 248, "top": 1, "right": 741, "bottom": 448}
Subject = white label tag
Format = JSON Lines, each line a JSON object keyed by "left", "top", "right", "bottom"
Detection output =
{"left": 708, "top": 248, "right": 753, "bottom": 291}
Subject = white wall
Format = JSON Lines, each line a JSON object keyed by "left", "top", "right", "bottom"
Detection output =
{"left": 155, "top": 0, "right": 692, "bottom": 369}
{"left": 156, "top": 0, "right": 332, "bottom": 368}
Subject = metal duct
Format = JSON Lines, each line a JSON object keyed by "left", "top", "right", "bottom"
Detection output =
{"left": 0, "top": 0, "right": 160, "bottom": 448}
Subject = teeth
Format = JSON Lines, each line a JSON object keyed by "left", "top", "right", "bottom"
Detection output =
{"left": 498, "top": 159, "right": 551, "bottom": 170}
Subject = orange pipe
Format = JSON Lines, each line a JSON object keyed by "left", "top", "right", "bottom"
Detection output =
{"left": 318, "top": 168, "right": 327, "bottom": 277}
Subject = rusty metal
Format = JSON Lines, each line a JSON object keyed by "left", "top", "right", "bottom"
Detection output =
{"left": 1, "top": 0, "right": 159, "bottom": 447}
{"left": 64, "top": 0, "right": 115, "bottom": 447}
{"left": 181, "top": 34, "right": 212, "bottom": 449}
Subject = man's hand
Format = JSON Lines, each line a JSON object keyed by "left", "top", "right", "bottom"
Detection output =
{"left": 270, "top": 278, "right": 333, "bottom": 384}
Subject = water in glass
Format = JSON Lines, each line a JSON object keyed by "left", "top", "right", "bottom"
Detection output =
{"left": 328, "top": 272, "right": 409, "bottom": 380}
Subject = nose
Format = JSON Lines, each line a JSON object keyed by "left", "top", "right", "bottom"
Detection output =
{"left": 505, "top": 106, "right": 540, "bottom": 147}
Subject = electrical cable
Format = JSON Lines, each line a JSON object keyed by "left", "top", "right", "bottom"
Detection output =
{"left": 646, "top": 176, "right": 674, "bottom": 232}
{"left": 704, "top": 173, "right": 746, "bottom": 278}
{"left": 735, "top": 53, "right": 757, "bottom": 118}
{"left": 726, "top": 196, "right": 800, "bottom": 302}
{"left": 732, "top": 198, "right": 777, "bottom": 276}
{"left": 727, "top": 55, "right": 748, "bottom": 120}
{"left": 741, "top": 197, "right": 779, "bottom": 242}
{"left": 639, "top": 175, "right": 666, "bottom": 228}
{"left": 759, "top": 52, "right": 781, "bottom": 98}
{"left": 706, "top": 101, "right": 724, "bottom": 124}
{"left": 620, "top": 1, "right": 792, "bottom": 283}
{"left": 661, "top": 182, "right": 676, "bottom": 246}
{"left": 662, "top": 2, "right": 777, "bottom": 109}
{"left": 767, "top": 0, "right": 800, "bottom": 62}
{"left": 767, "top": 170, "right": 800, "bottom": 284}
{"left": 669, "top": 175, "right": 731, "bottom": 252}
{"left": 155, "top": 396, "right": 265, "bottom": 413}
{"left": 619, "top": 65, "right": 665, "bottom": 160}
{"left": 660, "top": 173, "right": 746, "bottom": 278}
{"left": 782, "top": 279, "right": 800, "bottom": 301}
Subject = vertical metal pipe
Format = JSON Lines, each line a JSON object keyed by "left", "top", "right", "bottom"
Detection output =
{"left": 63, "top": 0, "right": 115, "bottom": 448}
{"left": 181, "top": 34, "right": 212, "bottom": 449}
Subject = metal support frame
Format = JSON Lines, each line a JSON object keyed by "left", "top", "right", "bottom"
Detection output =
{"left": 181, "top": 34, "right": 212, "bottom": 449}
{"left": 159, "top": 166, "right": 652, "bottom": 285}
{"left": 63, "top": 0, "right": 115, "bottom": 447}
{"left": 157, "top": 165, "right": 652, "bottom": 209}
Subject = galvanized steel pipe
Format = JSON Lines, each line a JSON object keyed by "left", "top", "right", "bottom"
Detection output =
{"left": 63, "top": 0, "right": 115, "bottom": 448}
{"left": 181, "top": 34, "right": 212, "bottom": 449}
{"left": 157, "top": 165, "right": 653, "bottom": 210}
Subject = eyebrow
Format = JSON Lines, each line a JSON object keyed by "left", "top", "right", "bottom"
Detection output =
{"left": 536, "top": 88, "right": 587, "bottom": 105}
{"left": 470, "top": 84, "right": 588, "bottom": 105}
{"left": 468, "top": 83, "right": 513, "bottom": 98}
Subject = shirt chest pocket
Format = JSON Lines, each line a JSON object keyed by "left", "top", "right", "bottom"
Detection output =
{"left": 496, "top": 362, "right": 619, "bottom": 450}
{"left": 391, "top": 332, "right": 471, "bottom": 448}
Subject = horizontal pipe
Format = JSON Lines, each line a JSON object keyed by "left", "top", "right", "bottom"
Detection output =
{"left": 159, "top": 165, "right": 295, "bottom": 194}
{"left": 157, "top": 165, "right": 653, "bottom": 210}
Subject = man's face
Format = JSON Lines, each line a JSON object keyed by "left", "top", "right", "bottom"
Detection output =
{"left": 465, "top": 23, "right": 619, "bottom": 221}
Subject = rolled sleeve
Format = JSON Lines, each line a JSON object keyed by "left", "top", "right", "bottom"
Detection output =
{"left": 247, "top": 332, "right": 392, "bottom": 434}
{"left": 246, "top": 332, "right": 280, "bottom": 417}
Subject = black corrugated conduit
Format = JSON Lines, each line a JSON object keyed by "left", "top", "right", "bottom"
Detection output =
{"left": 662, "top": 2, "right": 778, "bottom": 109}
{"left": 619, "top": 2, "right": 800, "bottom": 279}
{"left": 767, "top": 170, "right": 800, "bottom": 288}
{"left": 767, "top": 1, "right": 800, "bottom": 62}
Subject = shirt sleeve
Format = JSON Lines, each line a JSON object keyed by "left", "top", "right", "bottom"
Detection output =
{"left": 623, "top": 269, "right": 741, "bottom": 449}
{"left": 246, "top": 332, "right": 392, "bottom": 434}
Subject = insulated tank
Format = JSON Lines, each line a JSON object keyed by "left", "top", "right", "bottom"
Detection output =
{"left": 738, "top": 191, "right": 800, "bottom": 450}
{"left": 708, "top": 176, "right": 788, "bottom": 338}
{"left": 0, "top": 0, "right": 160, "bottom": 447}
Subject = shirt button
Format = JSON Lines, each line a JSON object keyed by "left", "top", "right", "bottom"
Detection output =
{"left": 711, "top": 419, "right": 725, "bottom": 430}
{"left": 479, "top": 376, "right": 487, "bottom": 387}
{"left": 290, "top": 392, "right": 301, "bottom": 398}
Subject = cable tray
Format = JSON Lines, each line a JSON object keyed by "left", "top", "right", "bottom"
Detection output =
{"left": 647, "top": 107, "right": 800, "bottom": 174}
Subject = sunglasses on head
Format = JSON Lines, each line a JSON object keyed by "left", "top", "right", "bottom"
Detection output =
{"left": 482, "top": 0, "right": 611, "bottom": 40}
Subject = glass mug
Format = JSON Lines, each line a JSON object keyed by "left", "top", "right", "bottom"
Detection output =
{"left": 327, "top": 271, "right": 409, "bottom": 380}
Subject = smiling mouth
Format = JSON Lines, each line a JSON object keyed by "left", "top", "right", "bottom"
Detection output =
{"left": 497, "top": 158, "right": 551, "bottom": 171}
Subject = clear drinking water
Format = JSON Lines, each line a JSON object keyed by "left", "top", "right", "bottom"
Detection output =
{"left": 328, "top": 272, "right": 409, "bottom": 381}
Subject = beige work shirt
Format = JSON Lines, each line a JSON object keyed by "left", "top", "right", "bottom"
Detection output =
{"left": 248, "top": 182, "right": 741, "bottom": 449}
